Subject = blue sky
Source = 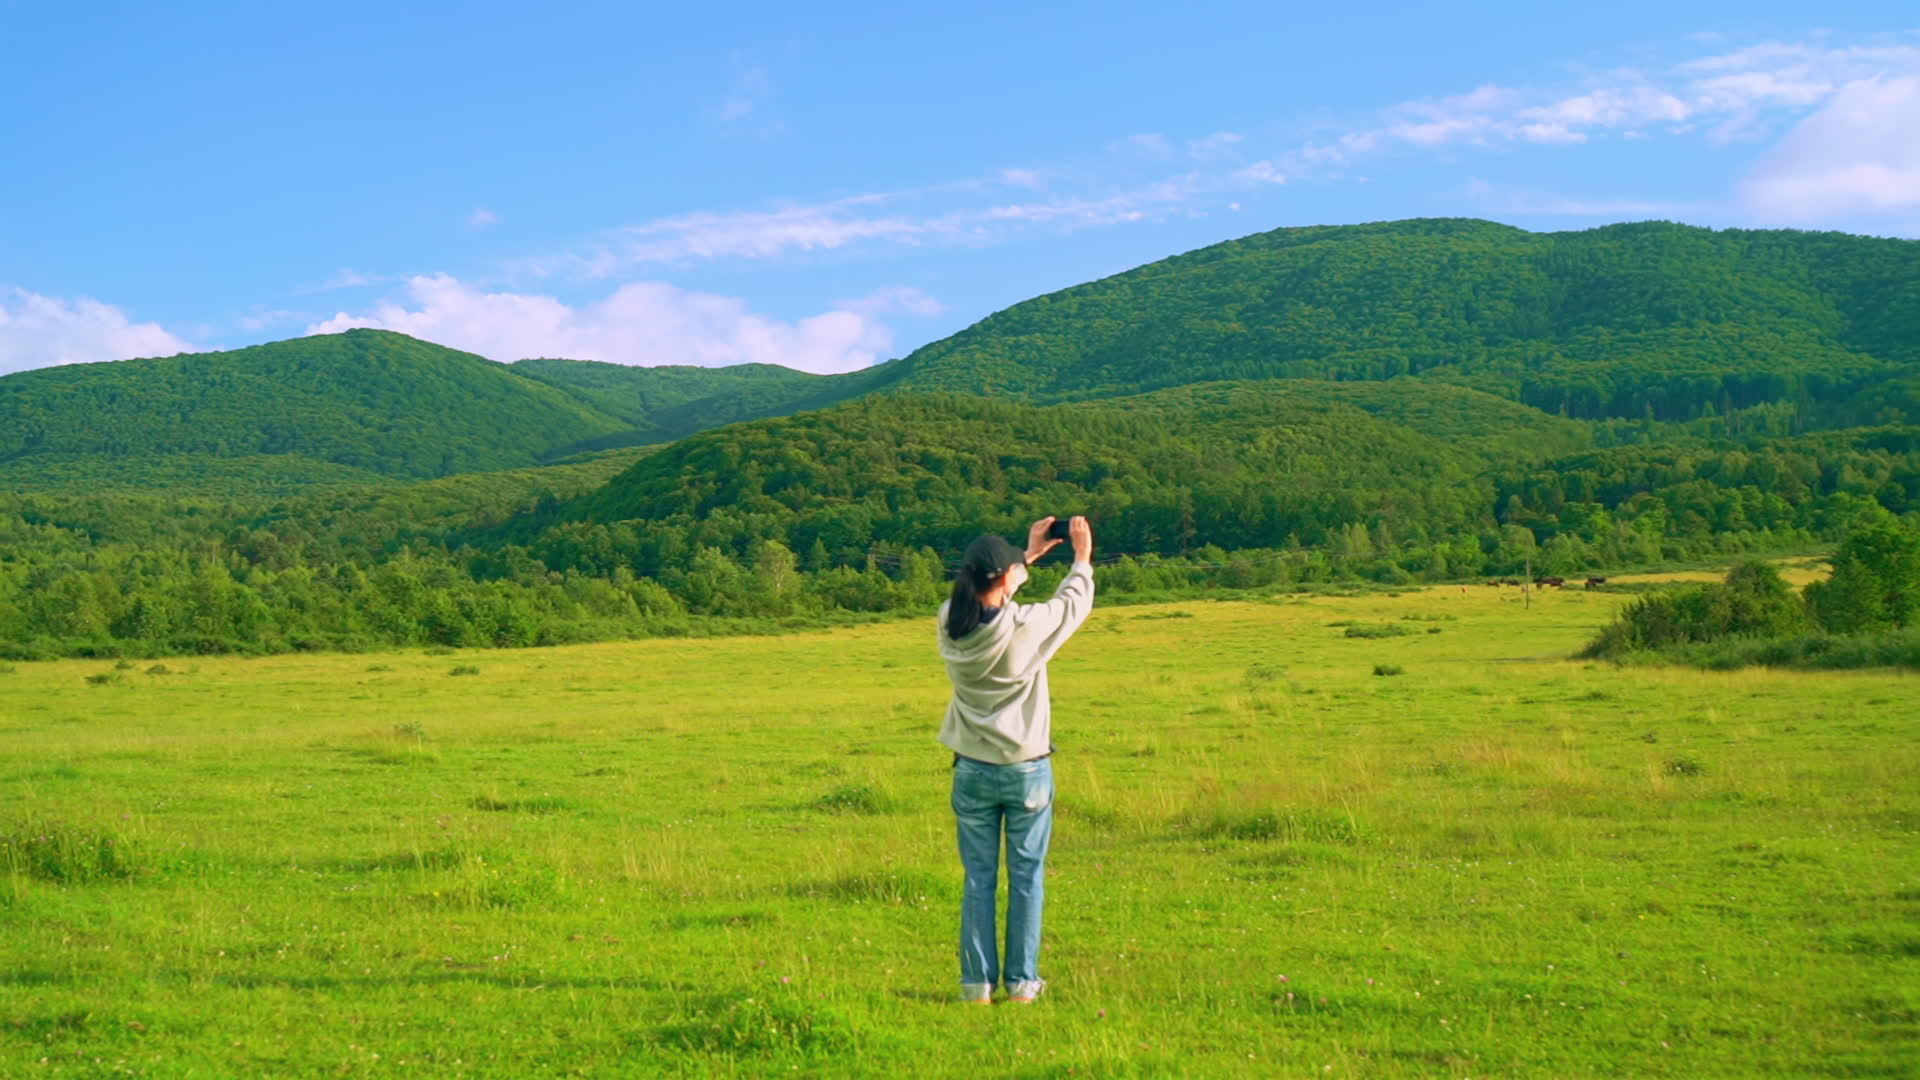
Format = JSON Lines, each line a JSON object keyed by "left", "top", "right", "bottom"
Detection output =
{"left": 2, "top": 1, "right": 1916, "bottom": 376}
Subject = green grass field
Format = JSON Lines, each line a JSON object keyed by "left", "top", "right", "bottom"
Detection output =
{"left": 3, "top": 577, "right": 1914, "bottom": 1078}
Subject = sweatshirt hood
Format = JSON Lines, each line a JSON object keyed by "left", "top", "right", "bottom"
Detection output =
{"left": 938, "top": 601, "right": 1016, "bottom": 665}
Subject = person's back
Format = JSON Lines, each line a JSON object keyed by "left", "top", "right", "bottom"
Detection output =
{"left": 937, "top": 555, "right": 1093, "bottom": 764}
{"left": 936, "top": 517, "right": 1094, "bottom": 1005}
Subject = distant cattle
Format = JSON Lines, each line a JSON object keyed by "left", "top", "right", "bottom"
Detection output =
{"left": 1584, "top": 576, "right": 1608, "bottom": 589}
{"left": 1534, "top": 576, "right": 1566, "bottom": 588}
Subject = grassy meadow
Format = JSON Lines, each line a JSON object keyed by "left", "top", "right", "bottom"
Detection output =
{"left": 1, "top": 574, "right": 1914, "bottom": 1077}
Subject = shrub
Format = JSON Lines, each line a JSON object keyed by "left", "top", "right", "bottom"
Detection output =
{"left": 1806, "top": 522, "right": 1920, "bottom": 633}
{"left": 448, "top": 665, "right": 480, "bottom": 676}
{"left": 1372, "top": 663, "right": 1405, "bottom": 676}
{"left": 1583, "top": 560, "right": 1806, "bottom": 657}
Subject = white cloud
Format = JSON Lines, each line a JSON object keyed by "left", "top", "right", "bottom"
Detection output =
{"left": 295, "top": 268, "right": 381, "bottom": 294}
{"left": 0, "top": 288, "right": 198, "bottom": 375}
{"left": 237, "top": 308, "right": 307, "bottom": 332}
{"left": 713, "top": 57, "right": 779, "bottom": 136}
{"left": 1187, "top": 131, "right": 1244, "bottom": 156}
{"left": 513, "top": 177, "right": 1212, "bottom": 279}
{"left": 1235, "top": 160, "right": 1287, "bottom": 185}
{"left": 1741, "top": 76, "right": 1920, "bottom": 221}
{"left": 466, "top": 207, "right": 500, "bottom": 229}
{"left": 838, "top": 286, "right": 945, "bottom": 318}
{"left": 615, "top": 200, "right": 929, "bottom": 263}
{"left": 482, "top": 32, "right": 1920, "bottom": 286}
{"left": 307, "top": 275, "right": 901, "bottom": 374}
{"left": 1464, "top": 178, "right": 1695, "bottom": 218}
{"left": 1298, "top": 38, "right": 1920, "bottom": 170}
{"left": 1108, "top": 132, "right": 1172, "bottom": 156}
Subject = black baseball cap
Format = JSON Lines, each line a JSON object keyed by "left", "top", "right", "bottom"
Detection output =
{"left": 962, "top": 534, "right": 1025, "bottom": 579}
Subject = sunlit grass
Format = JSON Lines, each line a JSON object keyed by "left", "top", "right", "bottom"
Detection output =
{"left": 0, "top": 575, "right": 1912, "bottom": 1077}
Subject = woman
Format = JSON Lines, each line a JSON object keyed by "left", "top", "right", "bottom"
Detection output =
{"left": 937, "top": 515, "right": 1094, "bottom": 1005}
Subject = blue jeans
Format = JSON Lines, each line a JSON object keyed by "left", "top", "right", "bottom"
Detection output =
{"left": 951, "top": 755, "right": 1053, "bottom": 990}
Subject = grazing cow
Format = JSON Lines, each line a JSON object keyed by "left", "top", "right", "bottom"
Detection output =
{"left": 1584, "top": 576, "right": 1608, "bottom": 590}
{"left": 1535, "top": 576, "right": 1566, "bottom": 588}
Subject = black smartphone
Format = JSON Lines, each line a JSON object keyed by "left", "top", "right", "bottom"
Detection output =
{"left": 1047, "top": 517, "right": 1074, "bottom": 541}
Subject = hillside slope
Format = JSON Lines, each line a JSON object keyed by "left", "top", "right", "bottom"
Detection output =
{"left": 0, "top": 329, "right": 630, "bottom": 481}
{"left": 521, "top": 381, "right": 1503, "bottom": 570}
{"left": 873, "top": 218, "right": 1920, "bottom": 423}
{"left": 510, "top": 358, "right": 876, "bottom": 452}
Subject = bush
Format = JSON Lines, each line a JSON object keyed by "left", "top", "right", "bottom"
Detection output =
{"left": 1583, "top": 560, "right": 1806, "bottom": 657}
{"left": 1372, "top": 663, "right": 1405, "bottom": 676}
{"left": 1806, "top": 522, "right": 1920, "bottom": 633}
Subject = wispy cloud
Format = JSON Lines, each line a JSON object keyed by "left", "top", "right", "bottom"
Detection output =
{"left": 837, "top": 285, "right": 945, "bottom": 319}
{"left": 509, "top": 174, "right": 1213, "bottom": 280}
{"left": 1234, "top": 160, "right": 1287, "bottom": 185}
{"left": 712, "top": 55, "right": 780, "bottom": 137}
{"left": 1464, "top": 178, "right": 1699, "bottom": 218}
{"left": 0, "top": 287, "right": 198, "bottom": 374}
{"left": 499, "top": 32, "right": 1920, "bottom": 285}
{"left": 307, "top": 275, "right": 918, "bottom": 374}
{"left": 293, "top": 268, "right": 384, "bottom": 295}
{"left": 466, "top": 206, "right": 501, "bottom": 230}
{"left": 1107, "top": 132, "right": 1172, "bottom": 156}
{"left": 237, "top": 308, "right": 309, "bottom": 332}
{"left": 1187, "top": 131, "right": 1245, "bottom": 157}
{"left": 1297, "top": 37, "right": 1920, "bottom": 165}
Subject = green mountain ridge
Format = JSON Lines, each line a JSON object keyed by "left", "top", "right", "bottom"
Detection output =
{"left": 5, "top": 216, "right": 1918, "bottom": 660}
{"left": 875, "top": 218, "right": 1920, "bottom": 422}
{"left": 0, "top": 329, "right": 633, "bottom": 481}
{"left": 506, "top": 379, "right": 1600, "bottom": 580}
{"left": 3, "top": 218, "right": 1915, "bottom": 499}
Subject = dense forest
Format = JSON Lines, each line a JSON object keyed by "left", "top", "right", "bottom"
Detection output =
{"left": 1, "top": 218, "right": 1916, "bottom": 658}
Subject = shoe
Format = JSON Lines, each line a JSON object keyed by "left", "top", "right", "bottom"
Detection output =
{"left": 960, "top": 983, "right": 993, "bottom": 1005}
{"left": 1008, "top": 979, "right": 1045, "bottom": 1004}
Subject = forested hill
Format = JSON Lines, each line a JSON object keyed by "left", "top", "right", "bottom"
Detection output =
{"left": 509, "top": 357, "right": 875, "bottom": 454}
{"left": 512, "top": 380, "right": 1578, "bottom": 574}
{"left": 0, "top": 329, "right": 631, "bottom": 481}
{"left": 4, "top": 219, "right": 1917, "bottom": 496}
{"left": 871, "top": 218, "right": 1920, "bottom": 424}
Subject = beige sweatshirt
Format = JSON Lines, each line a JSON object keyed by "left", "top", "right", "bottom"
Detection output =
{"left": 936, "top": 561, "right": 1095, "bottom": 764}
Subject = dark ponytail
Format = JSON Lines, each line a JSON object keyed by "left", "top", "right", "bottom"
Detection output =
{"left": 945, "top": 565, "right": 992, "bottom": 640}
{"left": 947, "top": 533, "right": 1024, "bottom": 639}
